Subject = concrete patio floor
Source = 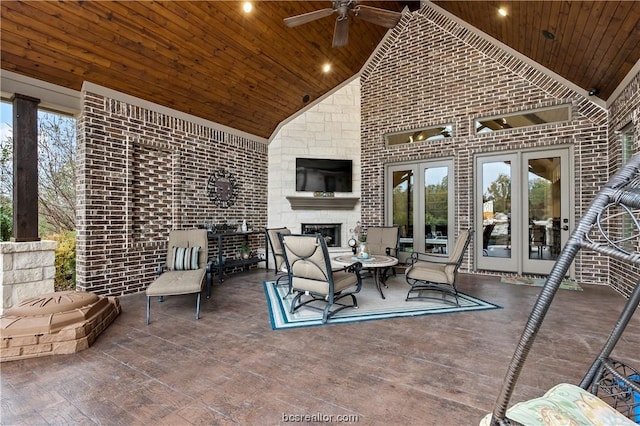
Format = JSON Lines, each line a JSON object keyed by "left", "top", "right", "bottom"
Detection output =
{"left": 1, "top": 270, "right": 638, "bottom": 425}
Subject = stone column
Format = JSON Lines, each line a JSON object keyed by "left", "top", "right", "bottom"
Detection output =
{"left": 0, "top": 240, "right": 56, "bottom": 315}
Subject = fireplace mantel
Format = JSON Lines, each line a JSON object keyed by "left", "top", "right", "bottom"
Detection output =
{"left": 286, "top": 196, "right": 359, "bottom": 210}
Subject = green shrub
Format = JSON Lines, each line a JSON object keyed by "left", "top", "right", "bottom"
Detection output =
{"left": 0, "top": 204, "right": 11, "bottom": 242}
{"left": 46, "top": 231, "right": 76, "bottom": 291}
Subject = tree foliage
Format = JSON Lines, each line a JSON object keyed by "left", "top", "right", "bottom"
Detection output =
{"left": 485, "top": 173, "right": 511, "bottom": 214}
{"left": 37, "top": 113, "right": 77, "bottom": 234}
{"left": 0, "top": 111, "right": 77, "bottom": 240}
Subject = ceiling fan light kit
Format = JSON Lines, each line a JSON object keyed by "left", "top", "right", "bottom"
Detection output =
{"left": 284, "top": 1, "right": 402, "bottom": 48}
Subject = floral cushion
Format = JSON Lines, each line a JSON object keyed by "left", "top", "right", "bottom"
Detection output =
{"left": 480, "top": 383, "right": 636, "bottom": 425}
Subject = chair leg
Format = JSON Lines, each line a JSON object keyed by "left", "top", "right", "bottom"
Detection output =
{"left": 146, "top": 296, "right": 151, "bottom": 325}
{"left": 195, "top": 292, "right": 201, "bottom": 320}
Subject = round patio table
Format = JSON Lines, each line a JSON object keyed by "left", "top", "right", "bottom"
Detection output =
{"left": 333, "top": 254, "right": 398, "bottom": 300}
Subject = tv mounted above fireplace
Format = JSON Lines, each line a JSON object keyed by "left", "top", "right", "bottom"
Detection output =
{"left": 295, "top": 158, "right": 353, "bottom": 192}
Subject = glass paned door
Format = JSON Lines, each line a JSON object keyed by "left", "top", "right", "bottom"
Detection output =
{"left": 424, "top": 166, "right": 450, "bottom": 254}
{"left": 522, "top": 150, "right": 570, "bottom": 274}
{"left": 477, "top": 154, "right": 518, "bottom": 272}
{"left": 390, "top": 167, "right": 414, "bottom": 259}
{"left": 476, "top": 149, "right": 571, "bottom": 275}
{"left": 387, "top": 160, "right": 454, "bottom": 263}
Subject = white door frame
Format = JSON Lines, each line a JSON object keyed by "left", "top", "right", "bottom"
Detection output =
{"left": 386, "top": 158, "right": 455, "bottom": 256}
{"left": 475, "top": 147, "right": 574, "bottom": 275}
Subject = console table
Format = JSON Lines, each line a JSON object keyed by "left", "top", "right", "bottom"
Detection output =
{"left": 208, "top": 230, "right": 268, "bottom": 287}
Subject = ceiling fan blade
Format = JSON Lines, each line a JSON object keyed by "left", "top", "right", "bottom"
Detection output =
{"left": 354, "top": 5, "right": 402, "bottom": 28}
{"left": 332, "top": 16, "right": 349, "bottom": 48}
{"left": 284, "top": 8, "right": 335, "bottom": 28}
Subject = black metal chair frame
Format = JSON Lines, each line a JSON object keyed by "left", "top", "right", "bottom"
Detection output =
{"left": 266, "top": 227, "right": 291, "bottom": 296}
{"left": 489, "top": 154, "right": 640, "bottom": 425}
{"left": 279, "top": 233, "right": 362, "bottom": 323}
{"left": 405, "top": 229, "right": 473, "bottom": 306}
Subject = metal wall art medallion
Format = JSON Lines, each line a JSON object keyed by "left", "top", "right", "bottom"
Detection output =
{"left": 207, "top": 169, "right": 238, "bottom": 208}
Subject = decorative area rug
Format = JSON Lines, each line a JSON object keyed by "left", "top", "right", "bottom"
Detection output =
{"left": 263, "top": 277, "right": 501, "bottom": 330}
{"left": 500, "top": 276, "right": 583, "bottom": 291}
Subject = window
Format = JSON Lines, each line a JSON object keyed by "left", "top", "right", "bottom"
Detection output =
{"left": 620, "top": 124, "right": 636, "bottom": 253}
{"left": 621, "top": 124, "right": 635, "bottom": 163}
{"left": 475, "top": 105, "right": 570, "bottom": 134}
{"left": 385, "top": 124, "right": 452, "bottom": 146}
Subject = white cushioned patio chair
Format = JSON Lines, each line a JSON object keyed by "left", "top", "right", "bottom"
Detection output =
{"left": 279, "top": 233, "right": 363, "bottom": 323}
{"left": 405, "top": 229, "right": 473, "bottom": 306}
{"left": 146, "top": 229, "right": 211, "bottom": 324}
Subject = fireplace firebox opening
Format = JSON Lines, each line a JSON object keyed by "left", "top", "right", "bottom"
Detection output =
{"left": 301, "top": 223, "right": 341, "bottom": 247}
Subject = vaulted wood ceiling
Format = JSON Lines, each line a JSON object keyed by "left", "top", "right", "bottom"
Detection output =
{"left": 1, "top": 1, "right": 639, "bottom": 140}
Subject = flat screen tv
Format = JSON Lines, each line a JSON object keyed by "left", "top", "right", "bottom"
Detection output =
{"left": 296, "top": 158, "right": 353, "bottom": 192}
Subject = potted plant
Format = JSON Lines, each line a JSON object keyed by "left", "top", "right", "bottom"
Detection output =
{"left": 240, "top": 242, "right": 251, "bottom": 260}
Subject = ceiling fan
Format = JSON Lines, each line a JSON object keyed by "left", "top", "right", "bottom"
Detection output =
{"left": 283, "top": 1, "right": 403, "bottom": 48}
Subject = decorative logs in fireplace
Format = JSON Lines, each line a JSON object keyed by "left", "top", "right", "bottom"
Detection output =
{"left": 301, "top": 223, "right": 341, "bottom": 247}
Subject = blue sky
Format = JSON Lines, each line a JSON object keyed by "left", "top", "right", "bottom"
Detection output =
{"left": 1, "top": 102, "right": 11, "bottom": 141}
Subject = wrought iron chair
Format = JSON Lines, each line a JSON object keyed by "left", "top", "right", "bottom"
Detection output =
{"left": 405, "top": 229, "right": 473, "bottom": 306}
{"left": 146, "top": 229, "right": 212, "bottom": 324}
{"left": 266, "top": 227, "right": 292, "bottom": 295}
{"left": 484, "top": 154, "right": 640, "bottom": 425}
{"left": 482, "top": 223, "right": 496, "bottom": 256}
{"left": 279, "top": 233, "right": 362, "bottom": 323}
{"left": 365, "top": 225, "right": 400, "bottom": 279}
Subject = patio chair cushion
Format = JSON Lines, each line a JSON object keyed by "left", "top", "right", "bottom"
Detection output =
{"left": 479, "top": 383, "right": 636, "bottom": 426}
{"left": 146, "top": 268, "right": 206, "bottom": 297}
{"left": 405, "top": 261, "right": 451, "bottom": 283}
{"left": 172, "top": 246, "right": 200, "bottom": 270}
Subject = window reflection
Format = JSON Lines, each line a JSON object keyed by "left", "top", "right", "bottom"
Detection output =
{"left": 482, "top": 162, "right": 512, "bottom": 258}
{"left": 476, "top": 105, "right": 569, "bottom": 134}
{"left": 386, "top": 125, "right": 452, "bottom": 146}
{"left": 393, "top": 170, "right": 413, "bottom": 252}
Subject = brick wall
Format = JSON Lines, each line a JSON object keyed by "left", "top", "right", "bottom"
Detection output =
{"left": 359, "top": 4, "right": 611, "bottom": 284}
{"left": 608, "top": 72, "right": 640, "bottom": 296}
{"left": 77, "top": 88, "right": 268, "bottom": 295}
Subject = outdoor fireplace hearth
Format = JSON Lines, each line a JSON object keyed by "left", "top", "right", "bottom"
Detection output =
{"left": 301, "top": 223, "right": 341, "bottom": 247}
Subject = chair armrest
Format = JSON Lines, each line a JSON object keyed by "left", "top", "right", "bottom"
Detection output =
{"left": 385, "top": 247, "right": 398, "bottom": 256}
{"left": 337, "top": 261, "right": 363, "bottom": 275}
{"left": 408, "top": 251, "right": 450, "bottom": 266}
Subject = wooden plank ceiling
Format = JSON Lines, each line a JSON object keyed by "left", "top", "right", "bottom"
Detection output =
{"left": 1, "top": 1, "right": 639, "bottom": 140}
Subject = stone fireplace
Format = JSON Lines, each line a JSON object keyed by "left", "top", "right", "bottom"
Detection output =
{"left": 301, "top": 223, "right": 342, "bottom": 247}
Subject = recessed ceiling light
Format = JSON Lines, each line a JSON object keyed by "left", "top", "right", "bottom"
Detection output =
{"left": 498, "top": 8, "right": 507, "bottom": 17}
{"left": 242, "top": 2, "right": 252, "bottom": 13}
{"left": 322, "top": 63, "right": 331, "bottom": 73}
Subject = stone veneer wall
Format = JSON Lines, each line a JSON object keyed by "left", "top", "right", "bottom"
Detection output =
{"left": 0, "top": 241, "right": 56, "bottom": 314}
{"left": 359, "top": 4, "right": 611, "bottom": 285}
{"left": 268, "top": 78, "right": 362, "bottom": 268}
{"left": 607, "top": 71, "right": 640, "bottom": 297}
{"left": 76, "top": 87, "right": 268, "bottom": 295}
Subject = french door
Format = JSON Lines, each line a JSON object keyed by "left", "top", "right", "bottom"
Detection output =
{"left": 476, "top": 148, "right": 572, "bottom": 275}
{"left": 386, "top": 159, "right": 455, "bottom": 263}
